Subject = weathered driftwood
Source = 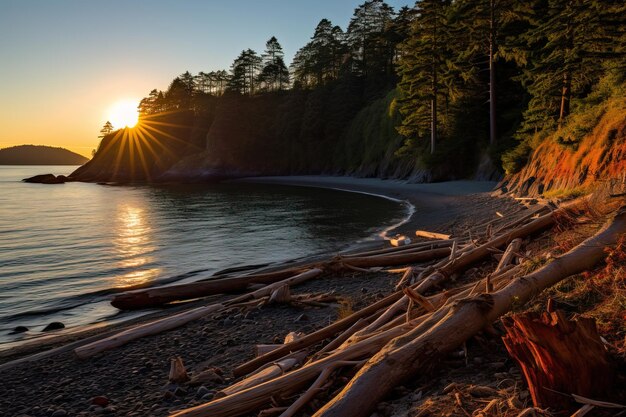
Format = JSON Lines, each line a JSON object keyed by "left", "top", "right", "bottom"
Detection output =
{"left": 502, "top": 310, "right": 614, "bottom": 412}
{"left": 311, "top": 206, "right": 626, "bottom": 417}
{"left": 171, "top": 314, "right": 427, "bottom": 417}
{"left": 74, "top": 303, "right": 224, "bottom": 359}
{"left": 170, "top": 239, "right": 537, "bottom": 417}
{"left": 413, "top": 205, "right": 567, "bottom": 296}
{"left": 268, "top": 285, "right": 291, "bottom": 304}
{"left": 495, "top": 238, "right": 522, "bottom": 273}
{"left": 336, "top": 247, "right": 451, "bottom": 269}
{"left": 343, "top": 239, "right": 454, "bottom": 259}
{"left": 487, "top": 238, "right": 522, "bottom": 292}
{"left": 75, "top": 269, "right": 322, "bottom": 359}
{"left": 255, "top": 344, "right": 282, "bottom": 357}
{"left": 278, "top": 361, "right": 363, "bottom": 417}
{"left": 169, "top": 356, "right": 189, "bottom": 383}
{"left": 218, "top": 352, "right": 308, "bottom": 398}
{"left": 415, "top": 230, "right": 451, "bottom": 240}
{"left": 111, "top": 267, "right": 306, "bottom": 310}
{"left": 232, "top": 289, "right": 405, "bottom": 377}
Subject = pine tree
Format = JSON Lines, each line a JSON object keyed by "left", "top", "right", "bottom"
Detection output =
{"left": 347, "top": 0, "right": 396, "bottom": 77}
{"left": 258, "top": 37, "right": 290, "bottom": 91}
{"left": 520, "top": 0, "right": 625, "bottom": 133}
{"left": 397, "top": 0, "right": 453, "bottom": 154}
{"left": 452, "top": 0, "right": 534, "bottom": 145}
{"left": 291, "top": 19, "right": 347, "bottom": 87}
{"left": 99, "top": 121, "right": 114, "bottom": 138}
{"left": 228, "top": 49, "right": 262, "bottom": 95}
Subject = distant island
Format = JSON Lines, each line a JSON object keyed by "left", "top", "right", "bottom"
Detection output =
{"left": 0, "top": 145, "right": 89, "bottom": 165}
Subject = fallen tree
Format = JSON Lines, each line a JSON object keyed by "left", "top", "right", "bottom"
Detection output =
{"left": 170, "top": 205, "right": 626, "bottom": 417}
{"left": 75, "top": 269, "right": 322, "bottom": 359}
{"left": 313, "top": 206, "right": 625, "bottom": 417}
{"left": 111, "top": 267, "right": 306, "bottom": 310}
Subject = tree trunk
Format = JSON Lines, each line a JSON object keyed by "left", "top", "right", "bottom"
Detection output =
{"left": 489, "top": 0, "right": 497, "bottom": 146}
{"left": 559, "top": 70, "right": 571, "bottom": 123}
{"left": 111, "top": 267, "right": 305, "bottom": 310}
{"left": 313, "top": 207, "right": 626, "bottom": 417}
{"left": 338, "top": 247, "right": 450, "bottom": 269}
{"left": 233, "top": 289, "right": 405, "bottom": 377}
{"left": 502, "top": 310, "right": 614, "bottom": 412}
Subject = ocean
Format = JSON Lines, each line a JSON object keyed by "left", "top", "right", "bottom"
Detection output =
{"left": 0, "top": 166, "right": 406, "bottom": 348}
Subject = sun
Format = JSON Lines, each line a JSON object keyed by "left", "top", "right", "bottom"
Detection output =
{"left": 108, "top": 99, "right": 139, "bottom": 129}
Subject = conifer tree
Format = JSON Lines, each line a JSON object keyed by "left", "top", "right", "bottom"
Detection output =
{"left": 258, "top": 37, "right": 290, "bottom": 91}
{"left": 228, "top": 49, "right": 262, "bottom": 95}
{"left": 397, "top": 0, "right": 452, "bottom": 154}
{"left": 347, "top": 0, "right": 396, "bottom": 77}
{"left": 99, "top": 121, "right": 114, "bottom": 138}
{"left": 520, "top": 0, "right": 625, "bottom": 133}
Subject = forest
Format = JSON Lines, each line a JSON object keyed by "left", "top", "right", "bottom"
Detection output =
{"left": 83, "top": 0, "right": 625, "bottom": 183}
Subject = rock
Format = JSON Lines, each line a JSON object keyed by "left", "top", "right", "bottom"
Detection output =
{"left": 162, "top": 391, "right": 175, "bottom": 401}
{"left": 11, "top": 326, "right": 29, "bottom": 334}
{"left": 23, "top": 174, "right": 67, "bottom": 184}
{"left": 51, "top": 410, "right": 67, "bottom": 417}
{"left": 196, "top": 386, "right": 211, "bottom": 399}
{"left": 189, "top": 369, "right": 224, "bottom": 387}
{"left": 91, "top": 396, "right": 109, "bottom": 407}
{"left": 174, "top": 387, "right": 187, "bottom": 397}
{"left": 42, "top": 322, "right": 65, "bottom": 332}
{"left": 201, "top": 392, "right": 215, "bottom": 402}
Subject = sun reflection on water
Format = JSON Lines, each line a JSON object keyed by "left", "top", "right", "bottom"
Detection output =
{"left": 113, "top": 205, "right": 160, "bottom": 288}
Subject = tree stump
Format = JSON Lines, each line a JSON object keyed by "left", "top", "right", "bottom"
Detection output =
{"left": 502, "top": 309, "right": 614, "bottom": 413}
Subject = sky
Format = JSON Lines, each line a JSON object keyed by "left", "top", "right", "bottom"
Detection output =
{"left": 0, "top": 0, "right": 409, "bottom": 158}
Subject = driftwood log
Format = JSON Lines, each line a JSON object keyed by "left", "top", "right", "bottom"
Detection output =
{"left": 111, "top": 267, "right": 306, "bottom": 310}
{"left": 334, "top": 247, "right": 450, "bottom": 269}
{"left": 311, "top": 206, "right": 626, "bottom": 417}
{"left": 75, "top": 269, "right": 322, "bottom": 359}
{"left": 502, "top": 310, "right": 614, "bottom": 412}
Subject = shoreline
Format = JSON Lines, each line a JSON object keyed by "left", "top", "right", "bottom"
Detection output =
{"left": 0, "top": 177, "right": 497, "bottom": 360}
{"left": 0, "top": 177, "right": 523, "bottom": 417}
{"left": 231, "top": 176, "right": 498, "bottom": 237}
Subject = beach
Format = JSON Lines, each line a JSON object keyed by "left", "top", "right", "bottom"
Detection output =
{"left": 0, "top": 177, "right": 521, "bottom": 417}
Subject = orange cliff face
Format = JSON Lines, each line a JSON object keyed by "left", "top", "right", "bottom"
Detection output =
{"left": 505, "top": 97, "right": 626, "bottom": 198}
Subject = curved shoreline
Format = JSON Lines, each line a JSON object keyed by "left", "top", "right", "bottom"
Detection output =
{"left": 0, "top": 176, "right": 497, "bottom": 361}
{"left": 266, "top": 184, "right": 416, "bottom": 241}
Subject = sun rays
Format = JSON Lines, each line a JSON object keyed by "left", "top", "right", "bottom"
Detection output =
{"left": 93, "top": 109, "right": 204, "bottom": 182}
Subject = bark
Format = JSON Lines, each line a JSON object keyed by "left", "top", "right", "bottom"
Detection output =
{"left": 502, "top": 310, "right": 614, "bottom": 412}
{"left": 344, "top": 240, "right": 454, "bottom": 259}
{"left": 75, "top": 269, "right": 321, "bottom": 359}
{"left": 217, "top": 352, "right": 307, "bottom": 398}
{"left": 233, "top": 289, "right": 405, "bottom": 377}
{"left": 111, "top": 267, "right": 305, "bottom": 310}
{"left": 313, "top": 206, "right": 626, "bottom": 417}
{"left": 414, "top": 207, "right": 562, "bottom": 295}
{"left": 74, "top": 303, "right": 224, "bottom": 359}
{"left": 169, "top": 356, "right": 189, "bottom": 383}
{"left": 338, "top": 247, "right": 450, "bottom": 269}
{"left": 415, "top": 230, "right": 451, "bottom": 240}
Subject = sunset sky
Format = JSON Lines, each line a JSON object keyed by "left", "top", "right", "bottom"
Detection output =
{"left": 0, "top": 0, "right": 408, "bottom": 158}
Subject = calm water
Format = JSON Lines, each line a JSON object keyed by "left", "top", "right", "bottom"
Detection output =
{"left": 0, "top": 166, "right": 406, "bottom": 347}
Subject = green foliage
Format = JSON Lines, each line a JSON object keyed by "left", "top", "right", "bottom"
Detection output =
{"left": 118, "top": 0, "right": 625, "bottom": 183}
{"left": 337, "top": 90, "right": 402, "bottom": 174}
{"left": 501, "top": 140, "right": 532, "bottom": 174}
